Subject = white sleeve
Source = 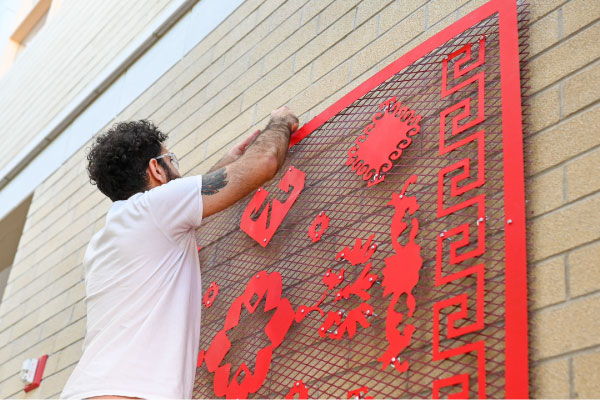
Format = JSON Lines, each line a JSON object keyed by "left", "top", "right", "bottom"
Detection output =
{"left": 145, "top": 175, "right": 203, "bottom": 241}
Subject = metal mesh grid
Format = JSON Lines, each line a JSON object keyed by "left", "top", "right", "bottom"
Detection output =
{"left": 192, "top": 8, "right": 527, "bottom": 399}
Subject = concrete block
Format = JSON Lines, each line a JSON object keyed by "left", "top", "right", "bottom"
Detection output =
{"left": 573, "top": 349, "right": 600, "bottom": 398}
{"left": 312, "top": 16, "right": 377, "bottom": 82}
{"left": 563, "top": 61, "right": 600, "bottom": 117}
{"left": 529, "top": 22, "right": 600, "bottom": 93}
{"left": 529, "top": 10, "right": 560, "bottom": 57}
{"left": 526, "top": 85, "right": 560, "bottom": 135}
{"left": 529, "top": 105, "right": 600, "bottom": 175}
{"left": 529, "top": 0, "right": 567, "bottom": 23}
{"left": 427, "top": 0, "right": 469, "bottom": 27}
{"left": 566, "top": 148, "right": 600, "bottom": 202}
{"left": 562, "top": 0, "right": 600, "bottom": 37}
{"left": 529, "top": 195, "right": 600, "bottom": 261}
{"left": 530, "top": 357, "right": 570, "bottom": 398}
{"left": 531, "top": 256, "right": 567, "bottom": 309}
{"left": 531, "top": 294, "right": 600, "bottom": 360}
{"left": 569, "top": 241, "right": 600, "bottom": 298}
{"left": 527, "top": 165, "right": 564, "bottom": 216}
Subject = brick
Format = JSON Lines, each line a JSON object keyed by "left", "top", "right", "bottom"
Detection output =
{"left": 531, "top": 256, "right": 567, "bottom": 309}
{"left": 566, "top": 148, "right": 600, "bottom": 201}
{"left": 569, "top": 241, "right": 600, "bottom": 298}
{"left": 300, "top": 0, "right": 334, "bottom": 25}
{"left": 379, "top": 0, "right": 426, "bottom": 32}
{"left": 25, "top": 364, "right": 75, "bottom": 399}
{"left": 563, "top": 61, "right": 600, "bottom": 117}
{"left": 456, "top": 0, "right": 490, "bottom": 18}
{"left": 9, "top": 310, "right": 40, "bottom": 341}
{"left": 529, "top": 22, "right": 600, "bottom": 93}
{"left": 317, "top": 0, "right": 360, "bottom": 34}
{"left": 56, "top": 339, "right": 83, "bottom": 372}
{"left": 350, "top": 8, "right": 425, "bottom": 81}
{"left": 531, "top": 294, "right": 600, "bottom": 360}
{"left": 529, "top": 195, "right": 600, "bottom": 261}
{"left": 530, "top": 357, "right": 570, "bottom": 398}
{"left": 70, "top": 301, "right": 87, "bottom": 322}
{"left": 311, "top": 15, "right": 378, "bottom": 82}
{"left": 255, "top": 63, "right": 313, "bottom": 119}
{"left": 527, "top": 166, "right": 564, "bottom": 216}
{"left": 562, "top": 0, "right": 600, "bottom": 37}
{"left": 427, "top": 0, "right": 469, "bottom": 28}
{"left": 52, "top": 318, "right": 86, "bottom": 353}
{"left": 293, "top": 12, "right": 355, "bottom": 73}
{"left": 355, "top": 0, "right": 392, "bottom": 27}
{"left": 40, "top": 308, "right": 72, "bottom": 340}
{"left": 573, "top": 350, "right": 600, "bottom": 398}
{"left": 241, "top": 61, "right": 295, "bottom": 111}
{"left": 529, "top": 9, "right": 560, "bottom": 57}
{"left": 529, "top": 106, "right": 600, "bottom": 175}
{"left": 0, "top": 373, "right": 25, "bottom": 399}
{"left": 526, "top": 85, "right": 560, "bottom": 134}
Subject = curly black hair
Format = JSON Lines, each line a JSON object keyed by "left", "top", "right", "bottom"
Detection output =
{"left": 87, "top": 120, "right": 168, "bottom": 201}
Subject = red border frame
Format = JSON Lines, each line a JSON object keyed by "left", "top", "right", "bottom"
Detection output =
{"left": 288, "top": 0, "right": 528, "bottom": 397}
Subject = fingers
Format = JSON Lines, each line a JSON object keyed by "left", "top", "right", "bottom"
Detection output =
{"left": 270, "top": 106, "right": 299, "bottom": 132}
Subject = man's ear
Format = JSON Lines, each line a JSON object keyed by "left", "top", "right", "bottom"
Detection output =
{"left": 147, "top": 158, "right": 168, "bottom": 188}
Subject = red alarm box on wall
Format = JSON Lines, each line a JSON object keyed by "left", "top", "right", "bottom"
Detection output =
{"left": 21, "top": 354, "right": 48, "bottom": 392}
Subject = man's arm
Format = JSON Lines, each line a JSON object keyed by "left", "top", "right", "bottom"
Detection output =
{"left": 200, "top": 106, "right": 298, "bottom": 218}
{"left": 207, "top": 129, "right": 262, "bottom": 173}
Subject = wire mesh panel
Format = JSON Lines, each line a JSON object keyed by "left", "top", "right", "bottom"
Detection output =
{"left": 192, "top": 1, "right": 528, "bottom": 398}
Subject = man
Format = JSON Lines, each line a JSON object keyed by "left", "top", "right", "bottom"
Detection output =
{"left": 60, "top": 107, "right": 299, "bottom": 399}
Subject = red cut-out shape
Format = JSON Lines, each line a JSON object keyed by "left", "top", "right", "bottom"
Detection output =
{"left": 334, "top": 262, "right": 378, "bottom": 303}
{"left": 335, "top": 234, "right": 377, "bottom": 266}
{"left": 308, "top": 212, "right": 330, "bottom": 243}
{"left": 205, "top": 271, "right": 295, "bottom": 399}
{"left": 330, "top": 303, "right": 373, "bottom": 340}
{"left": 432, "top": 373, "right": 470, "bottom": 399}
{"left": 197, "top": 350, "right": 205, "bottom": 368}
{"left": 197, "top": 245, "right": 202, "bottom": 252}
{"left": 347, "top": 386, "right": 373, "bottom": 399}
{"left": 347, "top": 97, "right": 422, "bottom": 186}
{"left": 318, "top": 310, "right": 342, "bottom": 338}
{"left": 379, "top": 175, "right": 423, "bottom": 372}
{"left": 295, "top": 290, "right": 326, "bottom": 323}
{"left": 241, "top": 166, "right": 306, "bottom": 247}
{"left": 322, "top": 268, "right": 344, "bottom": 290}
{"left": 203, "top": 281, "right": 219, "bottom": 308}
{"left": 285, "top": 380, "right": 309, "bottom": 399}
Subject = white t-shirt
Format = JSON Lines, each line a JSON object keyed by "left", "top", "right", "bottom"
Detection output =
{"left": 61, "top": 175, "right": 203, "bottom": 399}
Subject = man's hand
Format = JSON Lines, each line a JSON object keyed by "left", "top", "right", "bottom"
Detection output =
{"left": 201, "top": 106, "right": 299, "bottom": 218}
{"left": 228, "top": 129, "right": 262, "bottom": 160}
{"left": 269, "top": 106, "right": 299, "bottom": 133}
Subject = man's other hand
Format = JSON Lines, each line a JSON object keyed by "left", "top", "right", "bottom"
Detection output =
{"left": 228, "top": 129, "right": 262, "bottom": 160}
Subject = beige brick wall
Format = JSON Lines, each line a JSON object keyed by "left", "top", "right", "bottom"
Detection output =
{"left": 0, "top": 0, "right": 175, "bottom": 174}
{"left": 0, "top": 0, "right": 598, "bottom": 397}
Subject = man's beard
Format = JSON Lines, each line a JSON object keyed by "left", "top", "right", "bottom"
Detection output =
{"left": 165, "top": 165, "right": 181, "bottom": 182}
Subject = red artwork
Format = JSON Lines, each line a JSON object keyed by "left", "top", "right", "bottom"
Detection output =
{"left": 346, "top": 97, "right": 422, "bottom": 187}
{"left": 335, "top": 234, "right": 377, "bottom": 266}
{"left": 196, "top": 1, "right": 529, "bottom": 398}
{"left": 241, "top": 166, "right": 306, "bottom": 247}
{"left": 285, "top": 380, "right": 309, "bottom": 399}
{"left": 307, "top": 212, "right": 330, "bottom": 243}
{"left": 378, "top": 175, "right": 422, "bottom": 372}
{"left": 203, "top": 281, "right": 219, "bottom": 308}
{"left": 433, "top": 36, "right": 487, "bottom": 398}
{"left": 203, "top": 271, "right": 295, "bottom": 399}
{"left": 347, "top": 386, "right": 373, "bottom": 399}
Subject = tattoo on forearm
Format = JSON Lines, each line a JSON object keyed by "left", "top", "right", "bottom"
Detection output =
{"left": 202, "top": 168, "right": 228, "bottom": 195}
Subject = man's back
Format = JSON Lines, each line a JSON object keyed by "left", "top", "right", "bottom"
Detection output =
{"left": 61, "top": 176, "right": 203, "bottom": 399}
